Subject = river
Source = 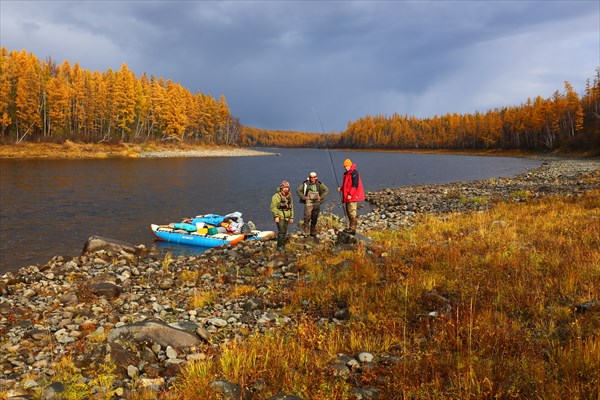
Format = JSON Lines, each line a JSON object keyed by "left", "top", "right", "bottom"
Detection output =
{"left": 0, "top": 148, "right": 541, "bottom": 273}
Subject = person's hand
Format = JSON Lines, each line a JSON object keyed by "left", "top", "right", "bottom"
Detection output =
{"left": 289, "top": 218, "right": 294, "bottom": 224}
{"left": 338, "top": 187, "right": 342, "bottom": 192}
{"left": 274, "top": 217, "right": 280, "bottom": 223}
{"left": 347, "top": 194, "right": 351, "bottom": 200}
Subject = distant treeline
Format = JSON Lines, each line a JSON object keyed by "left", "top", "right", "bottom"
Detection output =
{"left": 338, "top": 73, "right": 599, "bottom": 151}
{"left": 240, "top": 127, "right": 337, "bottom": 148}
{"left": 243, "top": 69, "right": 600, "bottom": 151}
{"left": 1, "top": 47, "right": 598, "bottom": 151}
{"left": 0, "top": 48, "right": 240, "bottom": 145}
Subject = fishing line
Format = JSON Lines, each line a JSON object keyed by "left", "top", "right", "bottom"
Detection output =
{"left": 312, "top": 107, "right": 339, "bottom": 187}
{"left": 312, "top": 107, "right": 347, "bottom": 219}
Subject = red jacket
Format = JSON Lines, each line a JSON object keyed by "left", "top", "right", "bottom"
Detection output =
{"left": 341, "top": 164, "right": 365, "bottom": 203}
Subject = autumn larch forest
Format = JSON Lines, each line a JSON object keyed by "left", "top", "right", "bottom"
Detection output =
{"left": 1, "top": 48, "right": 598, "bottom": 152}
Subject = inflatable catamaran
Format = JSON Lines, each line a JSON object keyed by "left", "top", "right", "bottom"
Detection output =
{"left": 151, "top": 212, "right": 275, "bottom": 248}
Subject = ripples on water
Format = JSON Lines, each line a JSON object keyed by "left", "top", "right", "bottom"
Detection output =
{"left": 0, "top": 149, "right": 541, "bottom": 273}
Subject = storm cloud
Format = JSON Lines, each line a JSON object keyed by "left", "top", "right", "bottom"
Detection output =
{"left": 1, "top": 0, "right": 598, "bottom": 132}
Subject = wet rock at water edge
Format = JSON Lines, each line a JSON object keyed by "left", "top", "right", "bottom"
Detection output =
{"left": 81, "top": 236, "right": 138, "bottom": 256}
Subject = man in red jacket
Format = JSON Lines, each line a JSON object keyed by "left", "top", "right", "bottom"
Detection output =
{"left": 338, "top": 159, "right": 365, "bottom": 234}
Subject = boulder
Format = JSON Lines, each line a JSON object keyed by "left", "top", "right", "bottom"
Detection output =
{"left": 107, "top": 319, "right": 200, "bottom": 350}
{"left": 336, "top": 231, "right": 374, "bottom": 245}
{"left": 210, "top": 380, "right": 252, "bottom": 400}
{"left": 88, "top": 282, "right": 122, "bottom": 300}
{"left": 81, "top": 236, "right": 137, "bottom": 256}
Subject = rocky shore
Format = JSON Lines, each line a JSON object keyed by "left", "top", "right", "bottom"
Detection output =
{"left": 1, "top": 157, "right": 598, "bottom": 399}
{"left": 361, "top": 158, "right": 600, "bottom": 232}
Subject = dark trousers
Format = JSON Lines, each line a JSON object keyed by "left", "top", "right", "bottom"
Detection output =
{"left": 276, "top": 219, "right": 290, "bottom": 247}
{"left": 303, "top": 202, "right": 321, "bottom": 234}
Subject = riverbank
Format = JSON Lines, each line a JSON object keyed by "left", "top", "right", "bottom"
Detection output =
{"left": 361, "top": 158, "right": 600, "bottom": 231}
{"left": 1, "top": 141, "right": 597, "bottom": 159}
{"left": 0, "top": 141, "right": 275, "bottom": 159}
{"left": 1, "top": 158, "right": 598, "bottom": 399}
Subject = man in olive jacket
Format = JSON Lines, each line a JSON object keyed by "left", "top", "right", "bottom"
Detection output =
{"left": 296, "top": 171, "right": 329, "bottom": 236}
{"left": 270, "top": 180, "right": 294, "bottom": 249}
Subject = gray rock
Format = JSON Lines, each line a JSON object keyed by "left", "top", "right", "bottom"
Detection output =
{"left": 22, "top": 379, "right": 38, "bottom": 389}
{"left": 209, "top": 380, "right": 251, "bottom": 400}
{"left": 196, "top": 326, "right": 212, "bottom": 343}
{"left": 575, "top": 300, "right": 598, "bottom": 313}
{"left": 159, "top": 278, "right": 174, "bottom": 290}
{"left": 127, "top": 365, "right": 139, "bottom": 379}
{"left": 208, "top": 318, "right": 228, "bottom": 327}
{"left": 357, "top": 352, "right": 375, "bottom": 363}
{"left": 334, "top": 307, "right": 350, "bottom": 320}
{"left": 169, "top": 321, "right": 199, "bottom": 332}
{"left": 107, "top": 319, "right": 200, "bottom": 349}
{"left": 88, "top": 282, "right": 122, "bottom": 300}
{"left": 330, "top": 363, "right": 351, "bottom": 376}
{"left": 336, "top": 231, "right": 374, "bottom": 245}
{"left": 59, "top": 293, "right": 78, "bottom": 305}
{"left": 81, "top": 236, "right": 137, "bottom": 256}
{"left": 353, "top": 387, "right": 379, "bottom": 399}
{"left": 243, "top": 297, "right": 266, "bottom": 311}
{"left": 166, "top": 346, "right": 178, "bottom": 359}
{"left": 27, "top": 329, "right": 50, "bottom": 341}
{"left": 346, "top": 358, "right": 360, "bottom": 370}
{"left": 42, "top": 382, "right": 65, "bottom": 399}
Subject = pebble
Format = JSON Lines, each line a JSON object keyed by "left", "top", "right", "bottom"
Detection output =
{"left": 0, "top": 158, "right": 597, "bottom": 398}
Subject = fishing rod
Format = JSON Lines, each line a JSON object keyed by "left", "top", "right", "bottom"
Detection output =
{"left": 312, "top": 107, "right": 347, "bottom": 220}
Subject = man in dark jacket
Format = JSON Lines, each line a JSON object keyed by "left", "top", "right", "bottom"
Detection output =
{"left": 296, "top": 171, "right": 329, "bottom": 236}
{"left": 338, "top": 159, "right": 365, "bottom": 234}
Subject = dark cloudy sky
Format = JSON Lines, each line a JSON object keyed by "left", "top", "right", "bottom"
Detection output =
{"left": 1, "top": 1, "right": 598, "bottom": 133}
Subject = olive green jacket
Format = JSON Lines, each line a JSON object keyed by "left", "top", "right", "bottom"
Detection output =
{"left": 270, "top": 188, "right": 294, "bottom": 220}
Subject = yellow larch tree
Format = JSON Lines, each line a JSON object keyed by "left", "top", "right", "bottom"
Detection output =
{"left": 113, "top": 64, "right": 136, "bottom": 141}
{"left": 133, "top": 73, "right": 151, "bottom": 141}
{"left": 14, "top": 50, "right": 42, "bottom": 143}
{"left": 161, "top": 80, "right": 189, "bottom": 141}
{"left": 563, "top": 81, "right": 584, "bottom": 135}
{"left": 149, "top": 76, "right": 166, "bottom": 140}
{"left": 45, "top": 66, "right": 70, "bottom": 139}
{"left": 0, "top": 47, "right": 13, "bottom": 138}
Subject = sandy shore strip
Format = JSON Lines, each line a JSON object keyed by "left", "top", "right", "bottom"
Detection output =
{"left": 139, "top": 147, "right": 277, "bottom": 158}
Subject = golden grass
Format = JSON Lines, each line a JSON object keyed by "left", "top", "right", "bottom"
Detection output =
{"left": 188, "top": 288, "right": 218, "bottom": 309}
{"left": 0, "top": 140, "right": 142, "bottom": 159}
{"left": 0, "top": 140, "right": 241, "bottom": 159}
{"left": 171, "top": 189, "right": 600, "bottom": 399}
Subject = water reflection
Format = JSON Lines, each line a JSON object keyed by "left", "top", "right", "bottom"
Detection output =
{"left": 0, "top": 149, "right": 541, "bottom": 273}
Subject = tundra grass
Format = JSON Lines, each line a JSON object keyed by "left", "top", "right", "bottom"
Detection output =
{"left": 0, "top": 140, "right": 242, "bottom": 159}
{"left": 171, "top": 189, "right": 600, "bottom": 400}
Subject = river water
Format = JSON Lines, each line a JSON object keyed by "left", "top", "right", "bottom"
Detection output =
{"left": 0, "top": 148, "right": 541, "bottom": 273}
